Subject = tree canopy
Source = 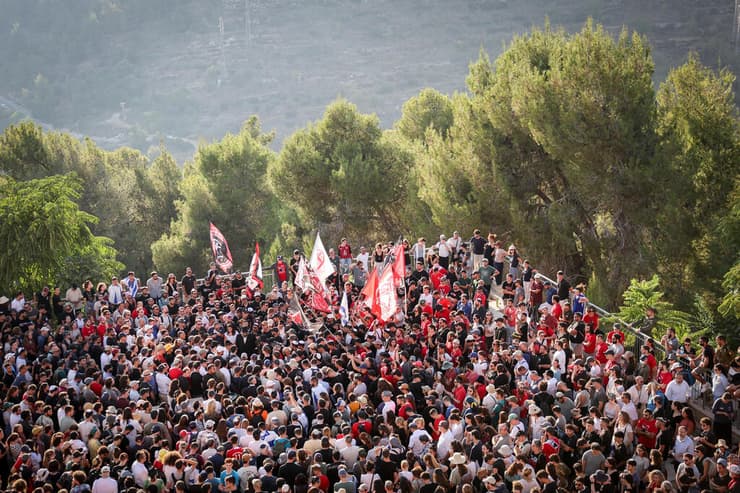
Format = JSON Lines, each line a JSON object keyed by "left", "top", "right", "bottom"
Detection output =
{"left": 0, "top": 20, "right": 737, "bottom": 337}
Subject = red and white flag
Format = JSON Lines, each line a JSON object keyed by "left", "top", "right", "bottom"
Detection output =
{"left": 391, "top": 243, "right": 406, "bottom": 287}
{"left": 209, "top": 222, "right": 233, "bottom": 273}
{"left": 309, "top": 232, "right": 335, "bottom": 283}
{"left": 377, "top": 264, "right": 398, "bottom": 322}
{"left": 307, "top": 263, "right": 331, "bottom": 313}
{"left": 247, "top": 242, "right": 263, "bottom": 290}
{"left": 288, "top": 293, "right": 309, "bottom": 328}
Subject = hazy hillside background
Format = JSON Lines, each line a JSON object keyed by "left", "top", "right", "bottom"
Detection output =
{"left": 1, "top": 0, "right": 737, "bottom": 161}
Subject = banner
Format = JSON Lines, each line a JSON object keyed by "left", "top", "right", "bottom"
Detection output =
{"left": 209, "top": 222, "right": 233, "bottom": 273}
{"left": 295, "top": 256, "right": 310, "bottom": 292}
{"left": 340, "top": 290, "right": 350, "bottom": 326}
{"left": 362, "top": 268, "right": 380, "bottom": 318}
{"left": 247, "top": 242, "right": 263, "bottom": 290}
{"left": 391, "top": 243, "right": 406, "bottom": 287}
{"left": 377, "top": 264, "right": 398, "bottom": 322}
{"left": 309, "top": 232, "right": 336, "bottom": 283}
{"left": 288, "top": 293, "right": 309, "bottom": 328}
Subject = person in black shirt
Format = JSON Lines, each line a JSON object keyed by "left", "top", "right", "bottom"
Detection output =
{"left": 556, "top": 271, "right": 571, "bottom": 302}
{"left": 376, "top": 449, "right": 398, "bottom": 484}
{"left": 278, "top": 450, "right": 304, "bottom": 485}
{"left": 469, "top": 230, "right": 487, "bottom": 270}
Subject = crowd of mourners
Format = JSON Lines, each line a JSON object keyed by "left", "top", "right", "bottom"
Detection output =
{"left": 1, "top": 230, "right": 739, "bottom": 493}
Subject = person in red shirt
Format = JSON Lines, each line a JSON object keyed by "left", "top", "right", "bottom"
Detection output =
{"left": 640, "top": 346, "right": 658, "bottom": 380}
{"left": 351, "top": 411, "right": 373, "bottom": 439}
{"left": 430, "top": 265, "right": 447, "bottom": 290}
{"left": 338, "top": 238, "right": 352, "bottom": 274}
{"left": 273, "top": 256, "right": 289, "bottom": 284}
{"left": 542, "top": 427, "right": 561, "bottom": 458}
{"left": 594, "top": 333, "right": 610, "bottom": 365}
{"left": 635, "top": 409, "right": 658, "bottom": 449}
{"left": 82, "top": 318, "right": 96, "bottom": 338}
{"left": 434, "top": 296, "right": 452, "bottom": 322}
{"left": 452, "top": 377, "right": 467, "bottom": 410}
{"left": 583, "top": 307, "right": 600, "bottom": 332}
{"left": 473, "top": 284, "right": 487, "bottom": 306}
{"left": 397, "top": 395, "right": 415, "bottom": 419}
{"left": 583, "top": 326, "right": 597, "bottom": 356}
{"left": 504, "top": 299, "right": 517, "bottom": 328}
{"left": 551, "top": 295, "right": 563, "bottom": 320}
{"left": 607, "top": 324, "right": 625, "bottom": 344}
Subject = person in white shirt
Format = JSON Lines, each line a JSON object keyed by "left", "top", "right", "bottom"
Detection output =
{"left": 379, "top": 391, "right": 396, "bottom": 421}
{"left": 620, "top": 392, "right": 639, "bottom": 423}
{"left": 356, "top": 247, "right": 370, "bottom": 272}
{"left": 92, "top": 466, "right": 118, "bottom": 493}
{"left": 436, "top": 235, "right": 451, "bottom": 269}
{"left": 481, "top": 385, "right": 498, "bottom": 414}
{"left": 10, "top": 292, "right": 26, "bottom": 313}
{"left": 107, "top": 277, "right": 124, "bottom": 306}
{"left": 446, "top": 231, "right": 462, "bottom": 257}
{"left": 408, "top": 420, "right": 432, "bottom": 457}
{"left": 665, "top": 370, "right": 690, "bottom": 404}
{"left": 131, "top": 452, "right": 149, "bottom": 488}
{"left": 627, "top": 376, "right": 649, "bottom": 409}
{"left": 436, "top": 420, "right": 454, "bottom": 462}
{"left": 672, "top": 426, "right": 695, "bottom": 463}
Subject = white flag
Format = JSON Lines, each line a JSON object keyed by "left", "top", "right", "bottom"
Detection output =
{"left": 309, "top": 232, "right": 336, "bottom": 283}
{"left": 340, "top": 290, "right": 350, "bottom": 326}
{"left": 377, "top": 265, "right": 398, "bottom": 322}
{"left": 295, "top": 256, "right": 310, "bottom": 292}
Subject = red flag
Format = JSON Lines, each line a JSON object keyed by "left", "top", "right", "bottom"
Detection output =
{"left": 209, "top": 222, "right": 233, "bottom": 273}
{"left": 392, "top": 244, "right": 406, "bottom": 287}
{"left": 308, "top": 291, "right": 331, "bottom": 313}
{"left": 377, "top": 264, "right": 398, "bottom": 322}
{"left": 362, "top": 268, "right": 380, "bottom": 318}
{"left": 247, "top": 242, "right": 263, "bottom": 290}
{"left": 304, "top": 267, "right": 329, "bottom": 313}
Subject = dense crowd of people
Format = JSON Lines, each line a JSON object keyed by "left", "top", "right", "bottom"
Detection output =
{"left": 0, "top": 230, "right": 739, "bottom": 493}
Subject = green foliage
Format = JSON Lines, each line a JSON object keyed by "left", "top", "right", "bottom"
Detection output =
{"left": 0, "top": 174, "right": 121, "bottom": 292}
{"left": 0, "top": 123, "right": 182, "bottom": 275}
{"left": 396, "top": 88, "right": 454, "bottom": 142}
{"left": 655, "top": 55, "right": 740, "bottom": 310}
{"left": 268, "top": 100, "right": 413, "bottom": 239}
{"left": 718, "top": 261, "right": 740, "bottom": 321}
{"left": 609, "top": 275, "right": 695, "bottom": 341}
{"left": 0, "top": 120, "right": 51, "bottom": 179}
{"left": 152, "top": 117, "right": 279, "bottom": 275}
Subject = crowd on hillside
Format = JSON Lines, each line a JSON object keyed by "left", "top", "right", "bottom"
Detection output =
{"left": 1, "top": 230, "right": 739, "bottom": 493}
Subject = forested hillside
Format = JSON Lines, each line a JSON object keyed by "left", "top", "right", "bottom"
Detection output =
{"left": 0, "top": 9, "right": 738, "bottom": 338}
{"left": 0, "top": 0, "right": 737, "bottom": 160}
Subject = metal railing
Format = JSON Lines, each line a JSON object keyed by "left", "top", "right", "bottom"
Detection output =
{"left": 534, "top": 272, "right": 725, "bottom": 416}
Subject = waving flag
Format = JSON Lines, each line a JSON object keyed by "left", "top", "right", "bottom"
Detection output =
{"left": 209, "top": 222, "right": 233, "bottom": 273}
{"left": 288, "top": 293, "right": 309, "bottom": 328}
{"left": 391, "top": 243, "right": 406, "bottom": 287}
{"left": 340, "top": 290, "right": 350, "bottom": 326}
{"left": 309, "top": 232, "right": 335, "bottom": 283}
{"left": 247, "top": 242, "right": 263, "bottom": 290}
{"left": 362, "top": 268, "right": 380, "bottom": 317}
{"left": 295, "top": 256, "right": 310, "bottom": 292}
{"left": 377, "top": 264, "right": 398, "bottom": 322}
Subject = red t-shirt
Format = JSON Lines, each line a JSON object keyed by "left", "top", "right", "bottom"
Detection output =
{"left": 453, "top": 385, "right": 467, "bottom": 410}
{"left": 583, "top": 312, "right": 600, "bottom": 331}
{"left": 635, "top": 417, "right": 657, "bottom": 449}
{"left": 338, "top": 244, "right": 352, "bottom": 259}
